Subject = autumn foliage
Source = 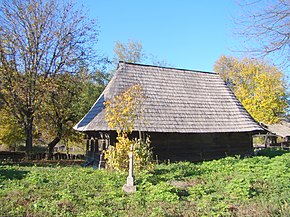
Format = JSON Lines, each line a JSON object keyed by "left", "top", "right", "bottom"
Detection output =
{"left": 214, "top": 55, "right": 287, "bottom": 124}
{"left": 105, "top": 85, "right": 144, "bottom": 135}
{"left": 104, "top": 84, "right": 153, "bottom": 171}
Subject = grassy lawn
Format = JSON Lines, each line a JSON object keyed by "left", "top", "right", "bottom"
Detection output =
{"left": 0, "top": 149, "right": 289, "bottom": 217}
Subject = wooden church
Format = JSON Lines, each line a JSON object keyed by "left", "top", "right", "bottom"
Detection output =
{"left": 74, "top": 62, "right": 263, "bottom": 167}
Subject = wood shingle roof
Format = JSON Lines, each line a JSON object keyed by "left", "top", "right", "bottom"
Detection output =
{"left": 74, "top": 62, "right": 263, "bottom": 133}
{"left": 261, "top": 120, "right": 290, "bottom": 138}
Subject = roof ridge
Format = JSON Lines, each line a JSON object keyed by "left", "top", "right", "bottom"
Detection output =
{"left": 118, "top": 61, "right": 217, "bottom": 75}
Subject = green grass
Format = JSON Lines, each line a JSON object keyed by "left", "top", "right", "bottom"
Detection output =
{"left": 0, "top": 150, "right": 289, "bottom": 216}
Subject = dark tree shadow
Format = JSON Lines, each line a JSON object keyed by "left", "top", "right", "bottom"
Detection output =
{"left": 0, "top": 168, "right": 29, "bottom": 181}
{"left": 2, "top": 160, "right": 84, "bottom": 168}
{"left": 255, "top": 148, "right": 289, "bottom": 158}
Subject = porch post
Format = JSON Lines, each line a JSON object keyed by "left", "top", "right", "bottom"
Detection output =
{"left": 86, "top": 135, "right": 90, "bottom": 157}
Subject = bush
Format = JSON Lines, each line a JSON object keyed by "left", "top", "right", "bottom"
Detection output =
{"left": 104, "top": 135, "right": 153, "bottom": 171}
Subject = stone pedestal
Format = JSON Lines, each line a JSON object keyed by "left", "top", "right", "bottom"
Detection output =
{"left": 122, "top": 144, "right": 136, "bottom": 193}
{"left": 122, "top": 183, "right": 136, "bottom": 193}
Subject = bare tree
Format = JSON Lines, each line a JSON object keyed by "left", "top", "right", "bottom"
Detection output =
{"left": 113, "top": 39, "right": 146, "bottom": 64}
{"left": 112, "top": 39, "right": 171, "bottom": 68}
{"left": 236, "top": 0, "right": 290, "bottom": 69}
{"left": 0, "top": 0, "right": 98, "bottom": 154}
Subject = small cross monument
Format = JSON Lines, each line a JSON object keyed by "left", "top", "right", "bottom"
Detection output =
{"left": 122, "top": 144, "right": 136, "bottom": 193}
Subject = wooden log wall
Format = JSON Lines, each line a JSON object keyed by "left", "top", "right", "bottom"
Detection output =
{"left": 84, "top": 131, "right": 254, "bottom": 162}
{"left": 148, "top": 132, "right": 254, "bottom": 162}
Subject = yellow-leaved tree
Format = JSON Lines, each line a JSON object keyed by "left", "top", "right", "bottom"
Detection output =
{"left": 214, "top": 55, "right": 288, "bottom": 124}
{"left": 104, "top": 84, "right": 153, "bottom": 171}
{"left": 0, "top": 108, "right": 25, "bottom": 150}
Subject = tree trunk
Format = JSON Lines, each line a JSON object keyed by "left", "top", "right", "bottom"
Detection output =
{"left": 24, "top": 115, "right": 34, "bottom": 157}
{"left": 48, "top": 136, "right": 61, "bottom": 160}
{"left": 47, "top": 122, "right": 63, "bottom": 160}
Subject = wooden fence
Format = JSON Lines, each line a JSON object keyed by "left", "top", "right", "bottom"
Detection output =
{"left": 0, "top": 151, "right": 25, "bottom": 162}
{"left": 254, "top": 142, "right": 290, "bottom": 150}
{"left": 0, "top": 151, "right": 85, "bottom": 162}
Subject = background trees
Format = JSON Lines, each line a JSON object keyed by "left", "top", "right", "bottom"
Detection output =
{"left": 39, "top": 66, "right": 110, "bottom": 159}
{"left": 113, "top": 39, "right": 170, "bottom": 67}
{"left": 38, "top": 73, "right": 84, "bottom": 159}
{"left": 236, "top": 0, "right": 290, "bottom": 69}
{"left": 0, "top": 0, "right": 98, "bottom": 154}
{"left": 226, "top": 0, "right": 290, "bottom": 123}
{"left": 214, "top": 55, "right": 288, "bottom": 124}
{"left": 113, "top": 39, "right": 146, "bottom": 64}
{"left": 0, "top": 109, "right": 25, "bottom": 150}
